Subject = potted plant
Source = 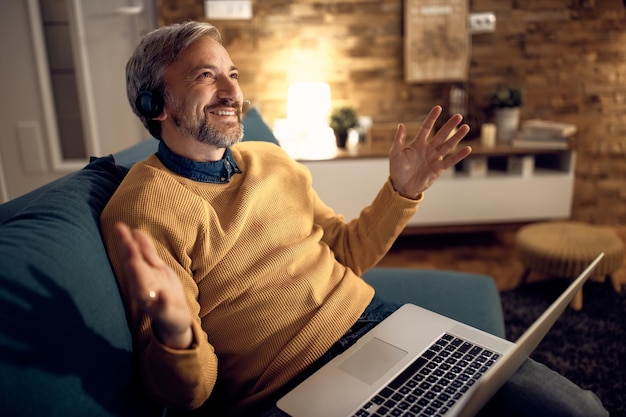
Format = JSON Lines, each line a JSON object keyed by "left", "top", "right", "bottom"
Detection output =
{"left": 329, "top": 106, "right": 358, "bottom": 148}
{"left": 490, "top": 84, "right": 523, "bottom": 109}
{"left": 490, "top": 85, "right": 524, "bottom": 142}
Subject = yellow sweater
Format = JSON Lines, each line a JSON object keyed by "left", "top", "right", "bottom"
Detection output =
{"left": 100, "top": 141, "right": 420, "bottom": 415}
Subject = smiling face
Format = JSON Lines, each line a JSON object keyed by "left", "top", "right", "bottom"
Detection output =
{"left": 159, "top": 36, "right": 244, "bottom": 149}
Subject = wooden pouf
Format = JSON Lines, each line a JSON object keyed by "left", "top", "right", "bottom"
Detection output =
{"left": 515, "top": 221, "right": 624, "bottom": 310}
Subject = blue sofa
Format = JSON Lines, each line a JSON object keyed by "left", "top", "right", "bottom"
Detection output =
{"left": 0, "top": 108, "right": 504, "bottom": 416}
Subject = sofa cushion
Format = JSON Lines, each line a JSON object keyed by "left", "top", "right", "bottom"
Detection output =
{"left": 0, "top": 156, "right": 160, "bottom": 416}
{"left": 242, "top": 106, "right": 279, "bottom": 145}
{"left": 362, "top": 268, "right": 505, "bottom": 338}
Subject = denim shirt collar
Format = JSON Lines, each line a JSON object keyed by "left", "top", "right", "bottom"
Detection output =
{"left": 156, "top": 140, "right": 241, "bottom": 183}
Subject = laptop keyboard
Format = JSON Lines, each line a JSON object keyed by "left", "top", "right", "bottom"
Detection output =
{"left": 352, "top": 333, "right": 500, "bottom": 417}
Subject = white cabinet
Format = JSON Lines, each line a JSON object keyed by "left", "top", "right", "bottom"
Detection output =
{"left": 300, "top": 143, "right": 575, "bottom": 229}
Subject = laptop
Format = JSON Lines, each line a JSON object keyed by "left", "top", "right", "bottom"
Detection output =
{"left": 277, "top": 252, "right": 604, "bottom": 417}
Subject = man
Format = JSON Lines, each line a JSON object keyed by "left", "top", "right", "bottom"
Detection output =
{"left": 100, "top": 21, "right": 607, "bottom": 417}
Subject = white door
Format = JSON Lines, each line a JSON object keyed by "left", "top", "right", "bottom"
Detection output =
{"left": 0, "top": 0, "right": 155, "bottom": 203}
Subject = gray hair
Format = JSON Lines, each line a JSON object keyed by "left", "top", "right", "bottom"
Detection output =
{"left": 126, "top": 21, "right": 222, "bottom": 138}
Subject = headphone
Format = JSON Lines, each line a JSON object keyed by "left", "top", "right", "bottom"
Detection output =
{"left": 135, "top": 89, "right": 164, "bottom": 119}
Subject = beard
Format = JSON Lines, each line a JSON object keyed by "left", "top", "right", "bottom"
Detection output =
{"left": 167, "top": 94, "right": 244, "bottom": 148}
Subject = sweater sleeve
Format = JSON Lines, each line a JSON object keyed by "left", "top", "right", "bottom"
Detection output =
{"left": 312, "top": 177, "right": 422, "bottom": 276}
{"left": 138, "top": 319, "right": 217, "bottom": 409}
{"left": 100, "top": 164, "right": 219, "bottom": 410}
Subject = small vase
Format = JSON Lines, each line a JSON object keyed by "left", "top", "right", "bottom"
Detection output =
{"left": 335, "top": 131, "right": 348, "bottom": 148}
{"left": 494, "top": 107, "right": 521, "bottom": 143}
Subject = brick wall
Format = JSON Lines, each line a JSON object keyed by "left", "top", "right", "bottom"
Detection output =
{"left": 157, "top": 0, "right": 626, "bottom": 225}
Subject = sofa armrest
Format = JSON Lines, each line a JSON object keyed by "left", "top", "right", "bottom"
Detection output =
{"left": 0, "top": 156, "right": 160, "bottom": 417}
{"left": 362, "top": 268, "right": 505, "bottom": 338}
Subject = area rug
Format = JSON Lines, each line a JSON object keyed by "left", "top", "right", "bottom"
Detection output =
{"left": 500, "top": 280, "right": 626, "bottom": 416}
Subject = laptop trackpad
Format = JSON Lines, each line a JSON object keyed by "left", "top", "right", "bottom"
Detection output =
{"left": 337, "top": 337, "right": 408, "bottom": 385}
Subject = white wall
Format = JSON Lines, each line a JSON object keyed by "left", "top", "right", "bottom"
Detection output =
{"left": 0, "top": 0, "right": 156, "bottom": 203}
{"left": 0, "top": 0, "right": 67, "bottom": 201}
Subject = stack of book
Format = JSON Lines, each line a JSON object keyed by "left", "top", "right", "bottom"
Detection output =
{"left": 512, "top": 119, "right": 577, "bottom": 149}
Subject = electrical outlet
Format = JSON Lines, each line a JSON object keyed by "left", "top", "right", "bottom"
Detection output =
{"left": 468, "top": 12, "right": 496, "bottom": 34}
{"left": 205, "top": 1, "right": 252, "bottom": 20}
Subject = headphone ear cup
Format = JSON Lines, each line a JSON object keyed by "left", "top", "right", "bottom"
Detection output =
{"left": 135, "top": 90, "right": 164, "bottom": 119}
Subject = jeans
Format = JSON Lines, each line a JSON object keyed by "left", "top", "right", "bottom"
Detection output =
{"left": 259, "top": 295, "right": 608, "bottom": 417}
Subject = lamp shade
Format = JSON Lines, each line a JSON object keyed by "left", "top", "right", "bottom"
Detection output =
{"left": 287, "top": 82, "right": 331, "bottom": 124}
